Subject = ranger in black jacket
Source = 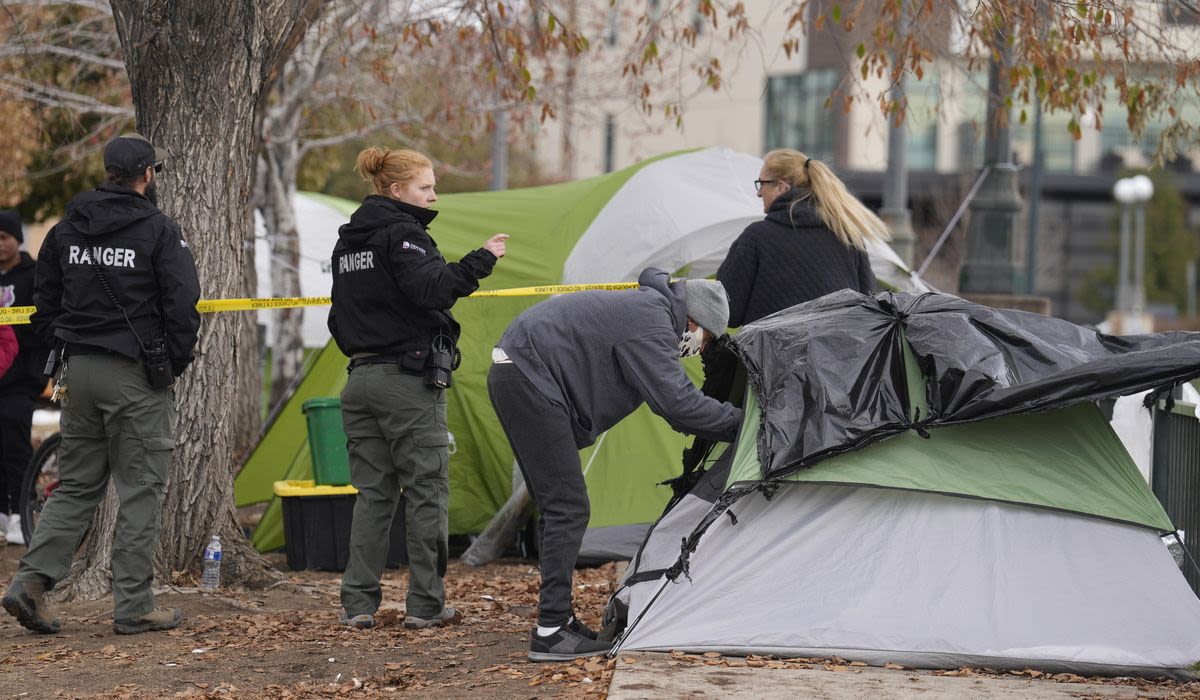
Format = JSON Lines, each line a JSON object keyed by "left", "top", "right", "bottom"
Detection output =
{"left": 0, "top": 210, "right": 47, "bottom": 545}
{"left": 31, "top": 186, "right": 200, "bottom": 376}
{"left": 4, "top": 133, "right": 199, "bottom": 638}
{"left": 328, "top": 196, "right": 496, "bottom": 360}
{"left": 329, "top": 147, "right": 506, "bottom": 633}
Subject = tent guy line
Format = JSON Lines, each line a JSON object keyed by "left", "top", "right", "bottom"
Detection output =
{"left": 0, "top": 281, "right": 645, "bottom": 325}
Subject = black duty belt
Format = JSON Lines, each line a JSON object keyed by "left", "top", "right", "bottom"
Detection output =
{"left": 347, "top": 355, "right": 426, "bottom": 377}
{"left": 66, "top": 342, "right": 121, "bottom": 356}
{"left": 348, "top": 355, "right": 403, "bottom": 370}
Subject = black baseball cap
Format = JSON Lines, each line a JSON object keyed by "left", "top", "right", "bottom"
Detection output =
{"left": 103, "top": 133, "right": 167, "bottom": 177}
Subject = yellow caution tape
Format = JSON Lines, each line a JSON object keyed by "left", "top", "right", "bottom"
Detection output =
{"left": 0, "top": 282, "right": 642, "bottom": 325}
{"left": 467, "top": 282, "right": 639, "bottom": 298}
{"left": 0, "top": 306, "right": 32, "bottom": 325}
{"left": 196, "top": 297, "right": 332, "bottom": 313}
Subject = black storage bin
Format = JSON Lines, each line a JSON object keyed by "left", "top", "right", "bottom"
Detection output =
{"left": 275, "top": 480, "right": 407, "bottom": 571}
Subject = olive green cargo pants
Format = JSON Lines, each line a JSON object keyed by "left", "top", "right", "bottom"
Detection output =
{"left": 339, "top": 364, "right": 449, "bottom": 619}
{"left": 17, "top": 353, "right": 175, "bottom": 621}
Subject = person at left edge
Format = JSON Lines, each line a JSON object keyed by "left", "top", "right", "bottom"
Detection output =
{"left": 2, "top": 133, "right": 200, "bottom": 636}
{"left": 0, "top": 209, "right": 47, "bottom": 546}
{"left": 329, "top": 146, "right": 507, "bottom": 631}
{"left": 0, "top": 282, "right": 18, "bottom": 381}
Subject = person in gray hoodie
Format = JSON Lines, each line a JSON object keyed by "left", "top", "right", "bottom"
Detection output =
{"left": 487, "top": 267, "right": 742, "bottom": 661}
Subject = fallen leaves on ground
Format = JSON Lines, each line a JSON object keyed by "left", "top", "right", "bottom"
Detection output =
{"left": 9, "top": 555, "right": 1200, "bottom": 699}
{"left": 1, "top": 560, "right": 620, "bottom": 699}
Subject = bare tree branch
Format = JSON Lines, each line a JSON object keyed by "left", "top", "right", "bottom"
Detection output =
{"left": 0, "top": 42, "right": 124, "bottom": 69}
{"left": 0, "top": 0, "right": 112, "bottom": 11}
{"left": 296, "top": 116, "right": 418, "bottom": 156}
{"left": 0, "top": 74, "right": 132, "bottom": 115}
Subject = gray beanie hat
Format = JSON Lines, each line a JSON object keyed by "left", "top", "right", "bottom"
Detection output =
{"left": 683, "top": 279, "right": 730, "bottom": 334}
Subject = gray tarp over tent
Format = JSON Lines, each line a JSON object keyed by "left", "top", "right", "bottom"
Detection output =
{"left": 608, "top": 291, "right": 1200, "bottom": 678}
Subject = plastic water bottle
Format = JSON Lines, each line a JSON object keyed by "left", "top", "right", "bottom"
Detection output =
{"left": 200, "top": 535, "right": 222, "bottom": 590}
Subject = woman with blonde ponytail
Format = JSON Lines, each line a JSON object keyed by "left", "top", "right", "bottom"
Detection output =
{"left": 717, "top": 148, "right": 889, "bottom": 328}
{"left": 328, "top": 146, "right": 509, "bottom": 632}
{"left": 683, "top": 149, "right": 892, "bottom": 471}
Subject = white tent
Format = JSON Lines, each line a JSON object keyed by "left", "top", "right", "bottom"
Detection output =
{"left": 253, "top": 194, "right": 346, "bottom": 348}
{"left": 563, "top": 147, "right": 923, "bottom": 290}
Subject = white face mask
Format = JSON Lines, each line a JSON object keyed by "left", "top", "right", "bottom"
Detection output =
{"left": 679, "top": 326, "right": 706, "bottom": 358}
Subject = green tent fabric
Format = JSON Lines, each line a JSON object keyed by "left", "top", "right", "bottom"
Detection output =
{"left": 724, "top": 333, "right": 1174, "bottom": 533}
{"left": 239, "top": 152, "right": 708, "bottom": 552}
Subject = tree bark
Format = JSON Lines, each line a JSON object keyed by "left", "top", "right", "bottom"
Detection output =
{"left": 54, "top": 0, "right": 325, "bottom": 600}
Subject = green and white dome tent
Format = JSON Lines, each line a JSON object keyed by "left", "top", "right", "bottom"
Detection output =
{"left": 608, "top": 291, "right": 1200, "bottom": 678}
{"left": 561, "top": 147, "right": 922, "bottom": 290}
{"left": 236, "top": 147, "right": 925, "bottom": 558}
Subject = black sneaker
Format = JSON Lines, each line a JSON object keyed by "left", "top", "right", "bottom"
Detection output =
{"left": 528, "top": 624, "right": 612, "bottom": 662}
{"left": 566, "top": 616, "right": 598, "bottom": 640}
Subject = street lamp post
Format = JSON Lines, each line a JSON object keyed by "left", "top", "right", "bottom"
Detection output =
{"left": 1130, "top": 174, "right": 1154, "bottom": 323}
{"left": 880, "top": 1, "right": 915, "bottom": 268}
{"left": 1112, "top": 174, "right": 1154, "bottom": 333}
{"left": 1113, "top": 178, "right": 1135, "bottom": 312}
{"left": 959, "top": 30, "right": 1022, "bottom": 294}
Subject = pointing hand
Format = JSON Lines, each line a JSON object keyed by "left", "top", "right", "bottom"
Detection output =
{"left": 485, "top": 233, "right": 509, "bottom": 259}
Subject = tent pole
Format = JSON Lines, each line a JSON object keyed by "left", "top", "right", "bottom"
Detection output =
{"left": 916, "top": 165, "right": 992, "bottom": 278}
{"left": 462, "top": 461, "right": 531, "bottom": 566}
{"left": 464, "top": 431, "right": 610, "bottom": 566}
{"left": 1171, "top": 531, "right": 1200, "bottom": 584}
{"left": 609, "top": 577, "right": 672, "bottom": 654}
{"left": 581, "top": 431, "right": 608, "bottom": 476}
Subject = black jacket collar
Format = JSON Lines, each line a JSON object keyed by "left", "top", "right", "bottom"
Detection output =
{"left": 367, "top": 195, "right": 438, "bottom": 228}
{"left": 765, "top": 188, "right": 823, "bottom": 229}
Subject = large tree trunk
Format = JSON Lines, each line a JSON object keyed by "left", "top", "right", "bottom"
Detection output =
{"left": 56, "top": 0, "right": 323, "bottom": 600}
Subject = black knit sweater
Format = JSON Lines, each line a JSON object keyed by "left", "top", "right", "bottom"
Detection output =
{"left": 717, "top": 189, "right": 876, "bottom": 327}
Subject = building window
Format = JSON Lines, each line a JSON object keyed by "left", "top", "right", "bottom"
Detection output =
{"left": 957, "top": 71, "right": 1076, "bottom": 172}
{"left": 689, "top": 0, "right": 705, "bottom": 35}
{"left": 764, "top": 70, "right": 838, "bottom": 163}
{"left": 904, "top": 76, "right": 939, "bottom": 171}
{"left": 1164, "top": 1, "right": 1200, "bottom": 25}
{"left": 1095, "top": 75, "right": 1198, "bottom": 168}
{"left": 603, "top": 114, "right": 616, "bottom": 173}
{"left": 1010, "top": 111, "right": 1077, "bottom": 173}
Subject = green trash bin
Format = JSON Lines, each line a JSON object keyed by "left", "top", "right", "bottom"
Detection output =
{"left": 302, "top": 398, "right": 352, "bottom": 486}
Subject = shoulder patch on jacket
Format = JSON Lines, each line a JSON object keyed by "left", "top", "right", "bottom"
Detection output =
{"left": 401, "top": 240, "right": 427, "bottom": 255}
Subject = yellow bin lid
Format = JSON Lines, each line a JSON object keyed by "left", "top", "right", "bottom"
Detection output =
{"left": 273, "top": 479, "right": 358, "bottom": 497}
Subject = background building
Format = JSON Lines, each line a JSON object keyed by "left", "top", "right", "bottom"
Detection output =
{"left": 534, "top": 0, "right": 1200, "bottom": 326}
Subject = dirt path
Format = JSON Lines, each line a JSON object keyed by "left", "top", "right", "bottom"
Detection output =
{"left": 0, "top": 548, "right": 616, "bottom": 699}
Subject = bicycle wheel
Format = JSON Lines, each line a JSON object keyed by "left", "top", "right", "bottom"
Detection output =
{"left": 20, "top": 432, "right": 62, "bottom": 544}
